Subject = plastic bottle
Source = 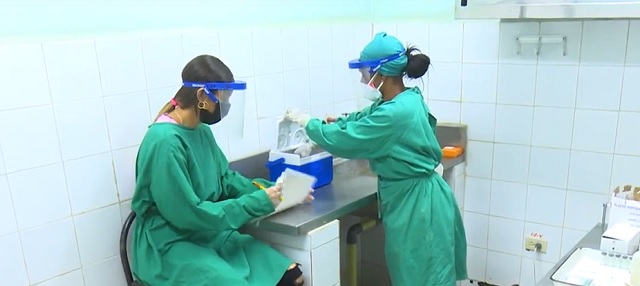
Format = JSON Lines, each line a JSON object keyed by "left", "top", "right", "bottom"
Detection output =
{"left": 631, "top": 250, "right": 640, "bottom": 286}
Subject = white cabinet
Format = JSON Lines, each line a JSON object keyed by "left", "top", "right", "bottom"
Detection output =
{"left": 245, "top": 220, "right": 341, "bottom": 286}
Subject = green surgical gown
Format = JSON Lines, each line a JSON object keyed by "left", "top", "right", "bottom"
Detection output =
{"left": 306, "top": 87, "right": 468, "bottom": 286}
{"left": 130, "top": 123, "right": 293, "bottom": 286}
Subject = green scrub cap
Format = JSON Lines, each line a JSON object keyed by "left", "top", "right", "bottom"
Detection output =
{"left": 359, "top": 32, "right": 408, "bottom": 77}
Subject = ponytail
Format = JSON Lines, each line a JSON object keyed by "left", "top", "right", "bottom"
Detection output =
{"left": 154, "top": 102, "right": 176, "bottom": 122}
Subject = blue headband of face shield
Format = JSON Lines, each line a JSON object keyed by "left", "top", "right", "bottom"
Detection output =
{"left": 182, "top": 81, "right": 247, "bottom": 102}
{"left": 347, "top": 51, "right": 406, "bottom": 74}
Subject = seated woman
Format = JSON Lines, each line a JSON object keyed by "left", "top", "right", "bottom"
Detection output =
{"left": 130, "top": 54, "right": 308, "bottom": 286}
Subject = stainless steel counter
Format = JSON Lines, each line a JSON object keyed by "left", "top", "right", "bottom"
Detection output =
{"left": 246, "top": 156, "right": 465, "bottom": 236}
{"left": 536, "top": 224, "right": 605, "bottom": 286}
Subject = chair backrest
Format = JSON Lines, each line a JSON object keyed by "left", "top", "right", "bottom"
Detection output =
{"left": 120, "top": 211, "right": 137, "bottom": 286}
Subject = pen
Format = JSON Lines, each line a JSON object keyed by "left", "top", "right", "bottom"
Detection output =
{"left": 252, "top": 181, "right": 283, "bottom": 201}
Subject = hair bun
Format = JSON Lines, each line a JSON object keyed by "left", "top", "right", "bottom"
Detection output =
{"left": 404, "top": 46, "right": 430, "bottom": 79}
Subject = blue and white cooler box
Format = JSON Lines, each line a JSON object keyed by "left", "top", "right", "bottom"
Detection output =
{"left": 266, "top": 117, "right": 333, "bottom": 189}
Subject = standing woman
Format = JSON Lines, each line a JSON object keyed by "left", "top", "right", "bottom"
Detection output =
{"left": 286, "top": 32, "right": 467, "bottom": 286}
{"left": 131, "top": 55, "right": 307, "bottom": 286}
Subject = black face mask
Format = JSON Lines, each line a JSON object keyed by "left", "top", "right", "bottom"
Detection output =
{"left": 199, "top": 102, "right": 231, "bottom": 125}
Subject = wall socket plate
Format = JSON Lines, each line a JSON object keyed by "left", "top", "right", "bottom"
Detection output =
{"left": 524, "top": 236, "right": 548, "bottom": 253}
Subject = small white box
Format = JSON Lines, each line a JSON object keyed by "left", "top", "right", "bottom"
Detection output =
{"left": 600, "top": 223, "right": 640, "bottom": 255}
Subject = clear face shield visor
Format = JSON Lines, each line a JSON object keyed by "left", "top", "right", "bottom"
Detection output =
{"left": 184, "top": 81, "right": 247, "bottom": 140}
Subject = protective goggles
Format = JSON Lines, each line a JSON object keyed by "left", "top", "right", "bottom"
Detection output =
{"left": 183, "top": 81, "right": 247, "bottom": 139}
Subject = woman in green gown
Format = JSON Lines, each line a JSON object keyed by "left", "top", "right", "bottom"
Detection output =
{"left": 130, "top": 55, "right": 308, "bottom": 286}
{"left": 285, "top": 32, "right": 468, "bottom": 286}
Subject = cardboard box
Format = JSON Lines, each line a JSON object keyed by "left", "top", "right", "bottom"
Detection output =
{"left": 600, "top": 223, "right": 640, "bottom": 255}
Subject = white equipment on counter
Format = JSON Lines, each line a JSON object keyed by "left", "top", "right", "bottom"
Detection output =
{"left": 551, "top": 247, "right": 634, "bottom": 286}
{"left": 600, "top": 223, "right": 640, "bottom": 255}
{"left": 631, "top": 250, "right": 640, "bottom": 286}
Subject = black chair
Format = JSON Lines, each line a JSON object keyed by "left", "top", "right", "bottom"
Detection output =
{"left": 120, "top": 211, "right": 144, "bottom": 286}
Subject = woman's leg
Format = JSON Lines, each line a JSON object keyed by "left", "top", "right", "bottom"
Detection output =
{"left": 276, "top": 263, "right": 304, "bottom": 286}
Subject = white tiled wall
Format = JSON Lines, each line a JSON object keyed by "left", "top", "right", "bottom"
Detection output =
{"left": 0, "top": 24, "right": 371, "bottom": 286}
{"left": 433, "top": 20, "right": 640, "bottom": 286}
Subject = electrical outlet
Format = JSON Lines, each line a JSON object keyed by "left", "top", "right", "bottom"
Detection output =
{"left": 524, "top": 236, "right": 548, "bottom": 253}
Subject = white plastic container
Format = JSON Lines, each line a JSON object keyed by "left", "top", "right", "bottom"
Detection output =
{"left": 631, "top": 251, "right": 640, "bottom": 286}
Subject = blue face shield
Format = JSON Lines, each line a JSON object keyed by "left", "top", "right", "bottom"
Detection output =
{"left": 182, "top": 81, "right": 247, "bottom": 139}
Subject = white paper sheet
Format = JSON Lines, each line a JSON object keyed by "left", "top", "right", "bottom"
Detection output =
{"left": 273, "top": 168, "right": 317, "bottom": 213}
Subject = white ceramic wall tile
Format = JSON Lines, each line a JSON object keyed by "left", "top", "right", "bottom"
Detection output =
{"left": 0, "top": 233, "right": 29, "bottom": 286}
{"left": 75, "top": 205, "right": 121, "bottom": 265}
{"left": 352, "top": 23, "right": 373, "bottom": 56}
{"left": 94, "top": 36, "right": 146, "bottom": 96}
{"left": 428, "top": 23, "right": 463, "bottom": 63}
{"left": 281, "top": 27, "right": 309, "bottom": 72}
{"left": 488, "top": 216, "right": 525, "bottom": 255}
{"left": 332, "top": 65, "right": 356, "bottom": 102}
{"left": 492, "top": 143, "right": 530, "bottom": 183}
{"left": 520, "top": 258, "right": 555, "bottom": 286}
{"left": 534, "top": 65, "right": 579, "bottom": 108}
{"left": 498, "top": 22, "right": 540, "bottom": 64}
{"left": 538, "top": 21, "right": 583, "bottom": 65}
{"left": 428, "top": 100, "right": 461, "bottom": 123}
{"left": 334, "top": 100, "right": 357, "bottom": 115}
{"left": 219, "top": 29, "right": 254, "bottom": 78}
{"left": 254, "top": 73, "right": 285, "bottom": 118}
{"left": 610, "top": 155, "right": 640, "bottom": 187}
{"left": 54, "top": 98, "right": 111, "bottom": 160}
{"left": 522, "top": 223, "right": 563, "bottom": 263}
{"left": 0, "top": 43, "right": 51, "bottom": 111}
{"left": 21, "top": 218, "right": 80, "bottom": 284}
{"left": 615, "top": 112, "right": 640, "bottom": 155}
{"left": 561, "top": 228, "right": 588, "bottom": 257}
{"left": 571, "top": 109, "right": 618, "bottom": 153}
{"left": 228, "top": 118, "right": 262, "bottom": 160}
{"left": 111, "top": 146, "right": 139, "bottom": 201}
{"left": 580, "top": 20, "right": 629, "bottom": 65}
{"left": 465, "top": 141, "right": 494, "bottom": 179}
{"left": 461, "top": 63, "right": 498, "bottom": 103}
{"left": 38, "top": 269, "right": 84, "bottom": 286}
{"left": 103, "top": 92, "right": 151, "bottom": 150}
{"left": 396, "top": 22, "right": 429, "bottom": 53}
{"left": 181, "top": 30, "right": 221, "bottom": 61}
{"left": 531, "top": 107, "right": 574, "bottom": 149}
{"left": 563, "top": 191, "right": 607, "bottom": 231}
{"left": 621, "top": 67, "right": 640, "bottom": 111}
{"left": 8, "top": 164, "right": 70, "bottom": 230}
{"left": 258, "top": 117, "right": 278, "bottom": 151}
{"left": 331, "top": 24, "right": 354, "bottom": 65}
{"left": 461, "top": 102, "right": 496, "bottom": 142}
{"left": 494, "top": 105, "right": 534, "bottom": 145}
{"left": 83, "top": 256, "right": 127, "bottom": 286}
{"left": 575, "top": 66, "right": 624, "bottom": 110}
{"left": 252, "top": 28, "right": 284, "bottom": 76}
{"left": 64, "top": 153, "right": 118, "bottom": 214}
{"left": 43, "top": 39, "right": 102, "bottom": 104}
{"left": 0, "top": 147, "right": 4, "bottom": 175}
{"left": 282, "top": 71, "right": 311, "bottom": 112}
{"left": 427, "top": 62, "right": 462, "bottom": 101}
{"left": 0, "top": 176, "right": 16, "bottom": 238}
{"left": 464, "top": 212, "right": 489, "bottom": 248}
{"left": 0, "top": 106, "right": 61, "bottom": 173}
{"left": 497, "top": 64, "right": 537, "bottom": 105}
{"left": 307, "top": 25, "right": 332, "bottom": 68}
{"left": 147, "top": 86, "right": 179, "bottom": 120}
{"left": 526, "top": 185, "right": 567, "bottom": 227}
{"left": 464, "top": 177, "right": 492, "bottom": 215}
{"left": 308, "top": 67, "right": 333, "bottom": 107}
{"left": 626, "top": 21, "right": 640, "bottom": 65}
{"left": 486, "top": 251, "right": 522, "bottom": 285}
{"left": 567, "top": 151, "right": 613, "bottom": 194}
{"left": 528, "top": 147, "right": 570, "bottom": 189}
{"left": 490, "top": 180, "right": 527, "bottom": 220}
{"left": 463, "top": 21, "right": 500, "bottom": 63}
{"left": 141, "top": 34, "right": 184, "bottom": 89}
{"left": 467, "top": 246, "right": 488, "bottom": 281}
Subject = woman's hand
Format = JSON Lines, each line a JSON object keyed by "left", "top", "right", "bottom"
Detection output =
{"left": 304, "top": 189, "right": 315, "bottom": 204}
{"left": 264, "top": 184, "right": 283, "bottom": 208}
{"left": 325, "top": 117, "right": 337, "bottom": 123}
